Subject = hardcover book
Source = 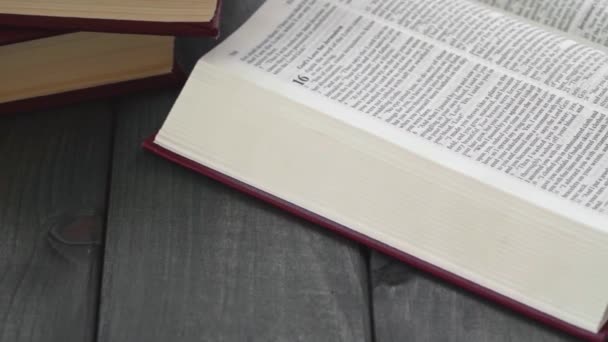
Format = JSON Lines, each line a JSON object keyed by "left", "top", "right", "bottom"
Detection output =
{"left": 0, "top": 0, "right": 221, "bottom": 36}
{"left": 146, "top": 0, "right": 608, "bottom": 340}
{"left": 0, "top": 31, "right": 183, "bottom": 114}
{"left": 0, "top": 28, "right": 59, "bottom": 45}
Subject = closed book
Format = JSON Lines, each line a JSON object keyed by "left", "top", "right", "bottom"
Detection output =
{"left": 146, "top": 0, "right": 608, "bottom": 340}
{"left": 0, "top": 28, "right": 60, "bottom": 45}
{"left": 0, "top": 0, "right": 221, "bottom": 36}
{"left": 0, "top": 31, "right": 184, "bottom": 115}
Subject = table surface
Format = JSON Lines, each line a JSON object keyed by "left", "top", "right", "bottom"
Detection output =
{"left": 0, "top": 1, "right": 580, "bottom": 341}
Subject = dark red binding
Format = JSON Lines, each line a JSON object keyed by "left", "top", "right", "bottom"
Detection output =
{"left": 0, "top": 28, "right": 66, "bottom": 45}
{"left": 0, "top": 66, "right": 186, "bottom": 115}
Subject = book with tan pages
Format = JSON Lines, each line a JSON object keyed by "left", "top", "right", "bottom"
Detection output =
{"left": 0, "top": 0, "right": 221, "bottom": 36}
{"left": 0, "top": 31, "right": 184, "bottom": 114}
{"left": 146, "top": 0, "right": 608, "bottom": 339}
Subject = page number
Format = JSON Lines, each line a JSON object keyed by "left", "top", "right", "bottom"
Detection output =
{"left": 293, "top": 75, "right": 310, "bottom": 86}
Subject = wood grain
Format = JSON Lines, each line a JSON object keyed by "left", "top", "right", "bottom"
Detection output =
{"left": 98, "top": 89, "right": 371, "bottom": 342}
{"left": 370, "top": 252, "right": 577, "bottom": 342}
{"left": 0, "top": 104, "right": 113, "bottom": 342}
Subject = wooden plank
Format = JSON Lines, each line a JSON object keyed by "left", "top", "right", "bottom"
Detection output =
{"left": 97, "top": 2, "right": 371, "bottom": 341}
{"left": 98, "top": 91, "right": 371, "bottom": 342}
{"left": 370, "top": 252, "right": 577, "bottom": 341}
{"left": 0, "top": 104, "right": 113, "bottom": 342}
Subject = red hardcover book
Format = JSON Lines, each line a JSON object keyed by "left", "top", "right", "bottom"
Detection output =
{"left": 0, "top": 31, "right": 184, "bottom": 115}
{"left": 0, "top": 0, "right": 221, "bottom": 36}
{"left": 0, "top": 28, "right": 60, "bottom": 45}
{"left": 142, "top": 0, "right": 608, "bottom": 339}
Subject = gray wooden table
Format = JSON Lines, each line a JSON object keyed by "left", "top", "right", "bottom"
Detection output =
{"left": 0, "top": 1, "right": 579, "bottom": 341}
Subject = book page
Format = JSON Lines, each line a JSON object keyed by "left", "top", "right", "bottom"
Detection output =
{"left": 202, "top": 0, "right": 608, "bottom": 216}
{"left": 478, "top": 0, "right": 608, "bottom": 47}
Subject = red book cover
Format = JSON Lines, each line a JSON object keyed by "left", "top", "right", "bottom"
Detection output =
{"left": 143, "top": 136, "right": 608, "bottom": 342}
{"left": 0, "top": 28, "right": 62, "bottom": 45}
{"left": 1, "top": 32, "right": 185, "bottom": 115}
{"left": 0, "top": 1, "right": 222, "bottom": 37}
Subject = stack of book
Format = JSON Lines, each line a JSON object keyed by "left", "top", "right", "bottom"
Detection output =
{"left": 0, "top": 0, "right": 221, "bottom": 114}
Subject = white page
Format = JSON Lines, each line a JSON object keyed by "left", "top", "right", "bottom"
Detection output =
{"left": 195, "top": 0, "right": 608, "bottom": 230}
{"left": 478, "top": 0, "right": 608, "bottom": 47}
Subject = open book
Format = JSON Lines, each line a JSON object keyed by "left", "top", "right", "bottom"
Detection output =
{"left": 146, "top": 0, "right": 608, "bottom": 339}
